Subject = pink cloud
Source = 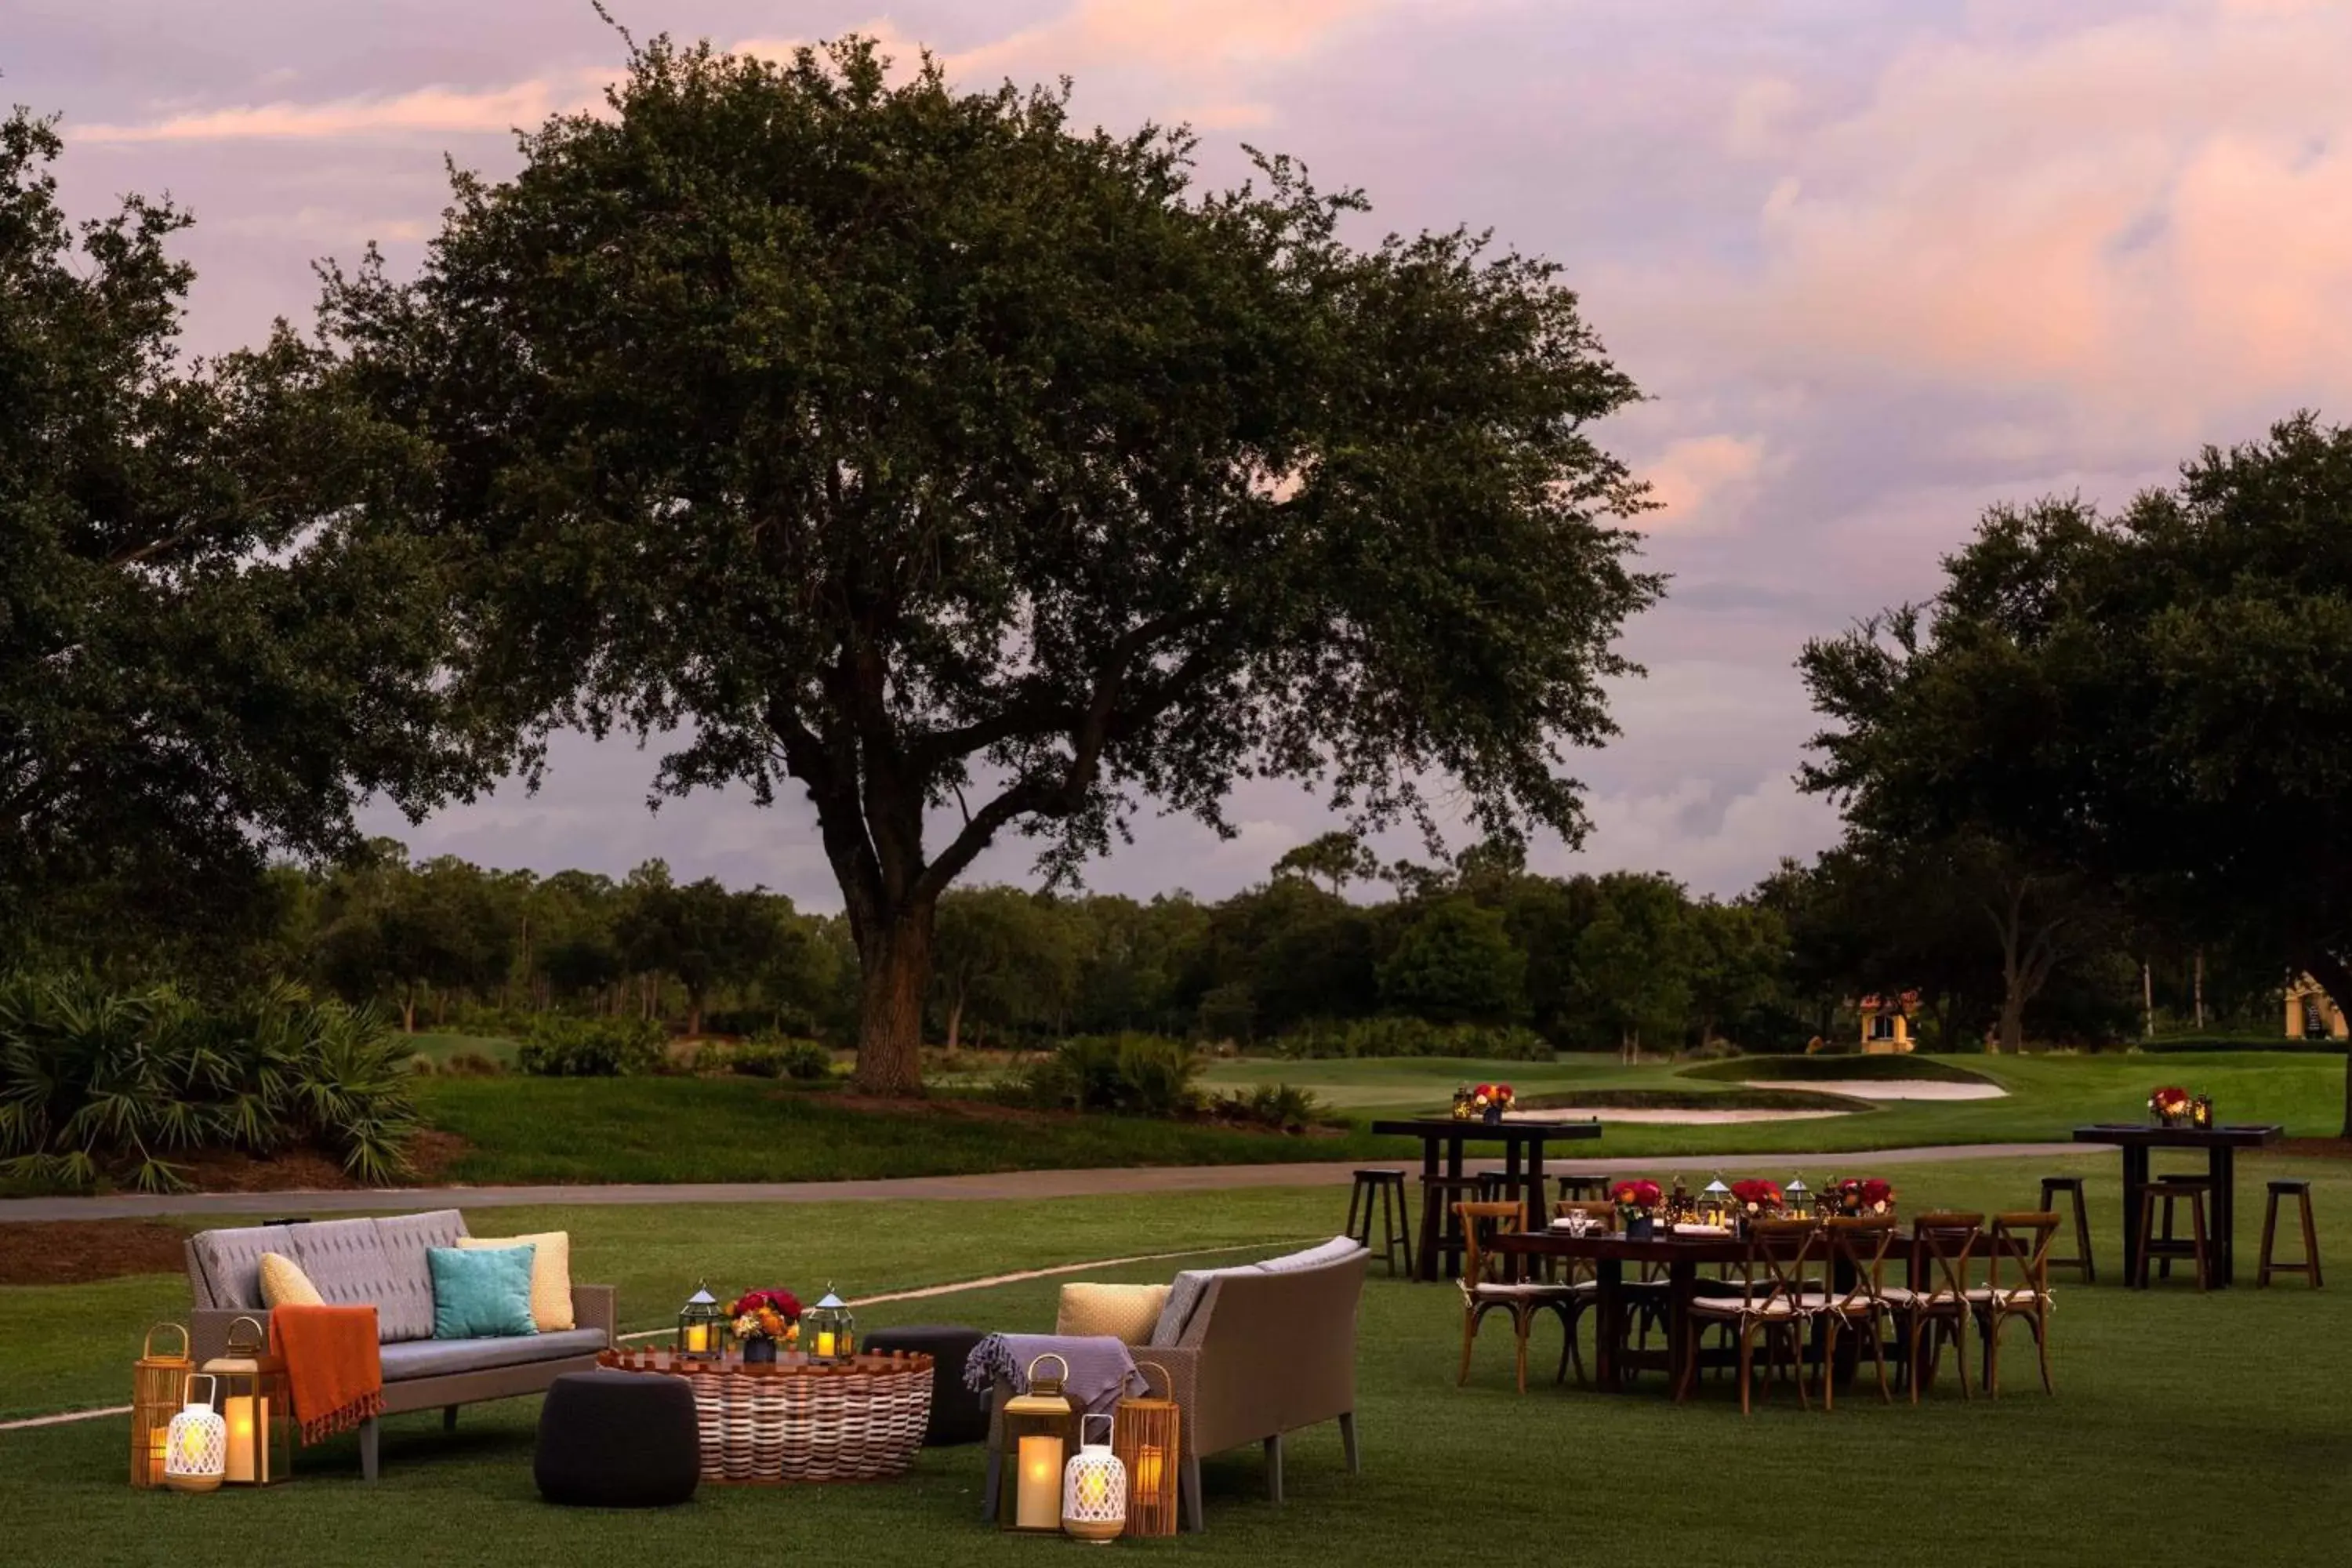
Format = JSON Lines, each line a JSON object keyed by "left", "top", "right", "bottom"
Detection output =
{"left": 72, "top": 73, "right": 608, "bottom": 143}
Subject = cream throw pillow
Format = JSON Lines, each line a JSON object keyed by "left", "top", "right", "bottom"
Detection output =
{"left": 456, "top": 1232, "right": 574, "bottom": 1331}
{"left": 258, "top": 1251, "right": 324, "bottom": 1309}
{"left": 1055, "top": 1282, "right": 1171, "bottom": 1346}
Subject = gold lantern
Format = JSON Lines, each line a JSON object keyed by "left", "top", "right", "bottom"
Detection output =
{"left": 805, "top": 1286, "right": 855, "bottom": 1362}
{"left": 1062, "top": 1413, "right": 1128, "bottom": 1544}
{"left": 999, "top": 1353, "right": 1080, "bottom": 1533}
{"left": 1784, "top": 1177, "right": 1813, "bottom": 1222}
{"left": 200, "top": 1316, "right": 292, "bottom": 1486}
{"left": 1113, "top": 1360, "right": 1181, "bottom": 1537}
{"left": 1699, "top": 1178, "right": 1733, "bottom": 1229}
{"left": 131, "top": 1323, "right": 193, "bottom": 1488}
{"left": 161, "top": 1374, "right": 228, "bottom": 1494}
{"left": 677, "top": 1281, "right": 726, "bottom": 1359}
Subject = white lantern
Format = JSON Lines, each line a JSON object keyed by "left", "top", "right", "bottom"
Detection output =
{"left": 161, "top": 1374, "right": 228, "bottom": 1493}
{"left": 1061, "top": 1413, "right": 1128, "bottom": 1543}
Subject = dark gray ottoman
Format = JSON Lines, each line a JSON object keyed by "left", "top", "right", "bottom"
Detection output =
{"left": 862, "top": 1324, "right": 990, "bottom": 1446}
{"left": 535, "top": 1370, "right": 699, "bottom": 1507}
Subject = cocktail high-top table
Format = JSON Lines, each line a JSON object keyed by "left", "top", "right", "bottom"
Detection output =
{"left": 2071, "top": 1123, "right": 2282, "bottom": 1287}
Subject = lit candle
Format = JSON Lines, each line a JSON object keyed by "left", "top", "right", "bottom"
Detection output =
{"left": 815, "top": 1330, "right": 836, "bottom": 1359}
{"left": 224, "top": 1396, "right": 260, "bottom": 1483}
{"left": 180, "top": 1425, "right": 205, "bottom": 1464}
{"left": 1076, "top": 1465, "right": 1110, "bottom": 1509}
{"left": 1134, "top": 1444, "right": 1164, "bottom": 1498}
{"left": 1016, "top": 1435, "right": 1064, "bottom": 1529}
{"left": 684, "top": 1325, "right": 709, "bottom": 1354}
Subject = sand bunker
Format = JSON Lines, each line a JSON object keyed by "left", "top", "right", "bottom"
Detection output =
{"left": 1515, "top": 1107, "right": 1851, "bottom": 1126}
{"left": 1745, "top": 1080, "right": 2005, "bottom": 1102}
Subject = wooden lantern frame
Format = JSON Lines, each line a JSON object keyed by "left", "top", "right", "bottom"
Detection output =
{"left": 131, "top": 1323, "right": 192, "bottom": 1489}
{"left": 677, "top": 1281, "right": 727, "bottom": 1360}
{"left": 998, "top": 1353, "right": 1080, "bottom": 1533}
{"left": 1112, "top": 1359, "right": 1181, "bottom": 1537}
{"left": 200, "top": 1315, "right": 294, "bottom": 1486}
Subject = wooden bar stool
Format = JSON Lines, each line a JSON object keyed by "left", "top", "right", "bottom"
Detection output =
{"left": 1345, "top": 1169, "right": 1410, "bottom": 1277}
{"left": 2257, "top": 1178, "right": 2324, "bottom": 1288}
{"left": 1555, "top": 1174, "right": 1610, "bottom": 1203}
{"left": 2038, "top": 1175, "right": 2096, "bottom": 1283}
{"left": 2133, "top": 1177, "right": 2212, "bottom": 1290}
{"left": 1417, "top": 1174, "right": 1486, "bottom": 1283}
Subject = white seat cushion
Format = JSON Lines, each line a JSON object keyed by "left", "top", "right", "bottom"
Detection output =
{"left": 1687, "top": 1294, "right": 1805, "bottom": 1319}
{"left": 1964, "top": 1287, "right": 2045, "bottom": 1306}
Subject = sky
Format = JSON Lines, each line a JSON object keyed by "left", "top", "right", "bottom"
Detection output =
{"left": 18, "top": 0, "right": 2352, "bottom": 907}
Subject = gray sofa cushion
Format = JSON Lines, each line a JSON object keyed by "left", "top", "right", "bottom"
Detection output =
{"left": 1149, "top": 1265, "right": 1260, "bottom": 1348}
{"left": 1254, "top": 1237, "right": 1367, "bottom": 1276}
{"left": 187, "top": 1224, "right": 296, "bottom": 1312}
{"left": 378, "top": 1327, "right": 608, "bottom": 1382}
{"left": 369, "top": 1210, "right": 469, "bottom": 1341}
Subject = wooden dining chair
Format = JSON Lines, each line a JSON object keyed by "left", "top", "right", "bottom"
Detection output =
{"left": 1679, "top": 1218, "right": 1820, "bottom": 1414}
{"left": 1454, "top": 1200, "right": 1580, "bottom": 1393}
{"left": 1969, "top": 1210, "right": 2060, "bottom": 1396}
{"left": 1818, "top": 1217, "right": 1900, "bottom": 1410}
{"left": 1896, "top": 1211, "right": 1983, "bottom": 1403}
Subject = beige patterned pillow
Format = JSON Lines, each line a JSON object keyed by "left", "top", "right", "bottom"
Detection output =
{"left": 456, "top": 1232, "right": 574, "bottom": 1331}
{"left": 258, "top": 1251, "right": 324, "bottom": 1309}
{"left": 1055, "top": 1282, "right": 1171, "bottom": 1345}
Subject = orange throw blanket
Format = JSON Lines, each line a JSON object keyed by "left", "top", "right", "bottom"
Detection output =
{"left": 270, "top": 1305, "right": 384, "bottom": 1444}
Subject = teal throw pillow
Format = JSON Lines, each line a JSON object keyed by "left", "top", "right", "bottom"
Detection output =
{"left": 427, "top": 1243, "right": 538, "bottom": 1339}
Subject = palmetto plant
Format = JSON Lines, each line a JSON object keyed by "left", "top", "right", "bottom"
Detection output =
{"left": 0, "top": 974, "right": 418, "bottom": 1192}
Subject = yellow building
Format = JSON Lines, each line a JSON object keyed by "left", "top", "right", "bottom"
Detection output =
{"left": 2286, "top": 975, "right": 2348, "bottom": 1040}
{"left": 1857, "top": 992, "right": 1918, "bottom": 1054}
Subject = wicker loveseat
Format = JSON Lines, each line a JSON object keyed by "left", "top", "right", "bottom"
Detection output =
{"left": 989, "top": 1238, "right": 1369, "bottom": 1530}
{"left": 184, "top": 1210, "right": 615, "bottom": 1479}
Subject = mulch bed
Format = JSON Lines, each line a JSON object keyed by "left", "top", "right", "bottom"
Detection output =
{"left": 0, "top": 1218, "right": 193, "bottom": 1285}
{"left": 2276, "top": 1137, "right": 2352, "bottom": 1160}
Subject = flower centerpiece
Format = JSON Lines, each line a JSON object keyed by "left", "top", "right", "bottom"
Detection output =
{"left": 1472, "top": 1083, "right": 1516, "bottom": 1124}
{"left": 1822, "top": 1177, "right": 1897, "bottom": 1218}
{"left": 1612, "top": 1179, "right": 1663, "bottom": 1240}
{"left": 1728, "top": 1178, "right": 1784, "bottom": 1232}
{"left": 2149, "top": 1086, "right": 2194, "bottom": 1128}
{"left": 728, "top": 1288, "right": 803, "bottom": 1364}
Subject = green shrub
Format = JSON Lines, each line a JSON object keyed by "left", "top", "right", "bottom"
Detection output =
{"left": 1210, "top": 1083, "right": 1327, "bottom": 1133}
{"left": 1023, "top": 1034, "right": 1202, "bottom": 1117}
{"left": 1272, "top": 1017, "right": 1556, "bottom": 1062}
{"left": 516, "top": 1015, "right": 666, "bottom": 1077}
{"left": 0, "top": 974, "right": 419, "bottom": 1192}
{"left": 714, "top": 1034, "right": 833, "bottom": 1080}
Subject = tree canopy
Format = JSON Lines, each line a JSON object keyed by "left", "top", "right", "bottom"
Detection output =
{"left": 0, "top": 107, "right": 473, "bottom": 961}
{"left": 1800, "top": 413, "right": 2352, "bottom": 1124}
{"left": 320, "top": 34, "right": 1660, "bottom": 1090}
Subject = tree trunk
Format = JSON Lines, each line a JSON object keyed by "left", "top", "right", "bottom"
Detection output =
{"left": 2142, "top": 961, "right": 2154, "bottom": 1040}
{"left": 400, "top": 985, "right": 416, "bottom": 1034}
{"left": 854, "top": 909, "right": 933, "bottom": 1095}
{"left": 946, "top": 992, "right": 965, "bottom": 1055}
{"left": 2193, "top": 949, "right": 2205, "bottom": 1029}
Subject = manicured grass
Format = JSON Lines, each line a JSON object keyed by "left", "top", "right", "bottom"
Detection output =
{"left": 1679, "top": 1052, "right": 1995, "bottom": 1083}
{"left": 5, "top": 1153, "right": 2351, "bottom": 1564}
{"left": 412, "top": 1077, "right": 1396, "bottom": 1185}
{"left": 401, "top": 1031, "right": 522, "bottom": 1068}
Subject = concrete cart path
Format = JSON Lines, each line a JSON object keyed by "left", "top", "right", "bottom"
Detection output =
{"left": 1, "top": 1142, "right": 2089, "bottom": 1221}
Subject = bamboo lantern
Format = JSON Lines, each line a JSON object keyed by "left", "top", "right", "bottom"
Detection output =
{"left": 1113, "top": 1360, "right": 1181, "bottom": 1537}
{"left": 200, "top": 1316, "right": 293, "bottom": 1486}
{"left": 131, "top": 1323, "right": 193, "bottom": 1488}
{"left": 998, "top": 1354, "right": 1080, "bottom": 1533}
{"left": 1061, "top": 1413, "right": 1128, "bottom": 1544}
{"left": 161, "top": 1374, "right": 228, "bottom": 1494}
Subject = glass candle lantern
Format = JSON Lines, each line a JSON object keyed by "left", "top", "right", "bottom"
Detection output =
{"left": 805, "top": 1287, "right": 855, "bottom": 1361}
{"left": 1784, "top": 1178, "right": 1813, "bottom": 1222}
{"left": 200, "top": 1316, "right": 292, "bottom": 1486}
{"left": 130, "top": 1323, "right": 192, "bottom": 1489}
{"left": 677, "top": 1282, "right": 726, "bottom": 1360}
{"left": 161, "top": 1374, "right": 228, "bottom": 1494}
{"left": 1700, "top": 1178, "right": 1733, "bottom": 1229}
{"left": 999, "top": 1354, "right": 1079, "bottom": 1532}
{"left": 1062, "top": 1414, "right": 1128, "bottom": 1544}
{"left": 1114, "top": 1360, "right": 1181, "bottom": 1537}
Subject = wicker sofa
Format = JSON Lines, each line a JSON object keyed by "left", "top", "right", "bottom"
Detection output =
{"left": 184, "top": 1210, "right": 615, "bottom": 1479}
{"left": 990, "top": 1238, "right": 1369, "bottom": 1530}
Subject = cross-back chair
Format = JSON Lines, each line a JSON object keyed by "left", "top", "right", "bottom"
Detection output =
{"left": 1679, "top": 1218, "right": 1820, "bottom": 1414}
{"left": 1971, "top": 1210, "right": 2059, "bottom": 1396}
{"left": 1454, "top": 1200, "right": 1578, "bottom": 1392}
{"left": 1900, "top": 1211, "right": 1983, "bottom": 1403}
{"left": 1818, "top": 1216, "right": 1900, "bottom": 1409}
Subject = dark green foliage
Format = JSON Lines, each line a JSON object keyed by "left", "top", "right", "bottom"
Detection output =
{"left": 1207, "top": 1083, "right": 1328, "bottom": 1133}
{"left": 516, "top": 1015, "right": 666, "bottom": 1077}
{"left": 1376, "top": 897, "right": 1526, "bottom": 1024}
{"left": 0, "top": 975, "right": 417, "bottom": 1190}
{"left": 1022, "top": 1035, "right": 1203, "bottom": 1117}
{"left": 713, "top": 1035, "right": 833, "bottom": 1080}
{"left": 1274, "top": 1018, "right": 1555, "bottom": 1062}
{"left": 320, "top": 34, "right": 1658, "bottom": 1091}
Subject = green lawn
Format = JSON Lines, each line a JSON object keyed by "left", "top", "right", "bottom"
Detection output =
{"left": 5, "top": 1152, "right": 2350, "bottom": 1564}
{"left": 401, "top": 1031, "right": 523, "bottom": 1069}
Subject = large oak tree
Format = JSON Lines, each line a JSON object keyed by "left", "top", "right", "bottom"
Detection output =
{"left": 1801, "top": 414, "right": 2352, "bottom": 1131}
{"left": 323, "top": 37, "right": 1661, "bottom": 1092}
{"left": 0, "top": 107, "right": 473, "bottom": 964}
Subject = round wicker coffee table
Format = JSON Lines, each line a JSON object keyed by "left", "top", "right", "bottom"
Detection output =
{"left": 595, "top": 1348, "right": 935, "bottom": 1483}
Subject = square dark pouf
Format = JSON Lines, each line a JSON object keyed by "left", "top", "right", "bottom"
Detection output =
{"left": 862, "top": 1324, "right": 991, "bottom": 1446}
{"left": 535, "top": 1370, "right": 701, "bottom": 1507}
